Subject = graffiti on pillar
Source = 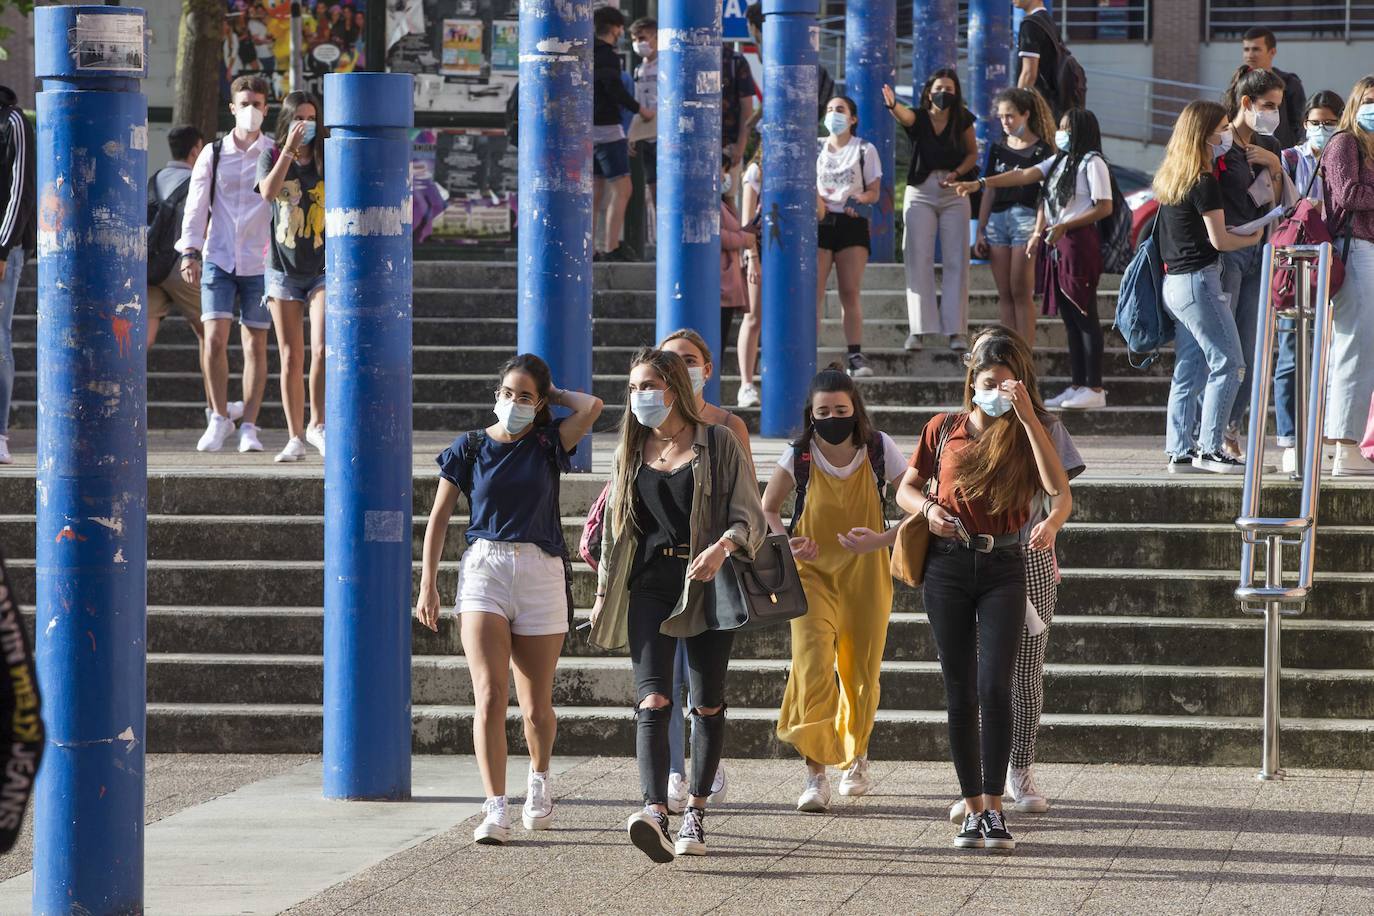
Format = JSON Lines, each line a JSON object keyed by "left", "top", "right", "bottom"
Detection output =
{"left": 387, "top": 0, "right": 518, "bottom": 113}
{"left": 411, "top": 127, "right": 518, "bottom": 246}
{"left": 222, "top": 0, "right": 366, "bottom": 102}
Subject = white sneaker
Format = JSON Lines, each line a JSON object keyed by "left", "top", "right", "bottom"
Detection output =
{"left": 522, "top": 769, "right": 554, "bottom": 830}
{"left": 948, "top": 334, "right": 968, "bottom": 351}
{"left": 196, "top": 414, "right": 235, "bottom": 452}
{"left": 949, "top": 798, "right": 967, "bottom": 824}
{"left": 204, "top": 401, "right": 245, "bottom": 424}
{"left": 274, "top": 437, "right": 308, "bottom": 463}
{"left": 627, "top": 806, "right": 675, "bottom": 863}
{"left": 237, "top": 423, "right": 263, "bottom": 453}
{"left": 306, "top": 424, "right": 326, "bottom": 457}
{"left": 1282, "top": 447, "right": 1297, "bottom": 475}
{"left": 838, "top": 757, "right": 872, "bottom": 797}
{"left": 707, "top": 764, "right": 727, "bottom": 806}
{"left": 666, "top": 771, "right": 689, "bottom": 815}
{"left": 1333, "top": 443, "right": 1374, "bottom": 478}
{"left": 1060, "top": 387, "right": 1107, "bottom": 410}
{"left": 473, "top": 796, "right": 511, "bottom": 845}
{"left": 796, "top": 771, "right": 831, "bottom": 813}
{"left": 904, "top": 333, "right": 923, "bottom": 351}
{"left": 735, "top": 382, "right": 760, "bottom": 409}
{"left": 0, "top": 435, "right": 10, "bottom": 465}
{"left": 1006, "top": 766, "right": 1049, "bottom": 814}
{"left": 1044, "top": 386, "right": 1080, "bottom": 408}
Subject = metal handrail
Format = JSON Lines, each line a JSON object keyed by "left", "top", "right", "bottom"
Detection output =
{"left": 1206, "top": 1, "right": 1374, "bottom": 40}
{"left": 1235, "top": 243, "right": 1337, "bottom": 782}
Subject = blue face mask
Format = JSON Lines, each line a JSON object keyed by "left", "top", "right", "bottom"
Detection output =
{"left": 1357, "top": 103, "right": 1374, "bottom": 133}
{"left": 1307, "top": 124, "right": 1337, "bottom": 151}
{"left": 494, "top": 398, "right": 537, "bottom": 435}
{"left": 823, "top": 112, "right": 851, "bottom": 137}
{"left": 972, "top": 388, "right": 1013, "bottom": 418}
{"left": 299, "top": 121, "right": 316, "bottom": 145}
{"left": 630, "top": 389, "right": 673, "bottom": 429}
{"left": 1054, "top": 130, "right": 1071, "bottom": 153}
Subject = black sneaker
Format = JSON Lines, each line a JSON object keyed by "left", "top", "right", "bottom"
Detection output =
{"left": 606, "top": 243, "right": 641, "bottom": 263}
{"left": 953, "top": 810, "right": 985, "bottom": 849}
{"left": 1167, "top": 451, "right": 1202, "bottom": 474}
{"left": 847, "top": 352, "right": 874, "bottom": 378}
{"left": 674, "top": 805, "right": 707, "bottom": 856}
{"left": 981, "top": 809, "right": 1015, "bottom": 851}
{"left": 1194, "top": 451, "right": 1245, "bottom": 475}
{"left": 627, "top": 806, "right": 675, "bottom": 863}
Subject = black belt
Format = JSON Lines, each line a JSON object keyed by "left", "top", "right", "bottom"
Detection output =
{"left": 942, "top": 532, "right": 1021, "bottom": 554}
{"left": 659, "top": 545, "right": 691, "bottom": 560}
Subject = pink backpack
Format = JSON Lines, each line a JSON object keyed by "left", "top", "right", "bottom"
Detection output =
{"left": 1270, "top": 144, "right": 1350, "bottom": 312}
{"left": 578, "top": 483, "right": 611, "bottom": 569}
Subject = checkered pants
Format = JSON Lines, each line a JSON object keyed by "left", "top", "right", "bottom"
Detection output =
{"left": 1011, "top": 546, "right": 1057, "bottom": 769}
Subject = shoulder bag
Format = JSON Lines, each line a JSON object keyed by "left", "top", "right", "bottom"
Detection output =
{"left": 890, "top": 413, "right": 958, "bottom": 588}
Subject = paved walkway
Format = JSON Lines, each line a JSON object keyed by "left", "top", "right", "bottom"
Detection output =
{"left": 2, "top": 755, "right": 1371, "bottom": 914}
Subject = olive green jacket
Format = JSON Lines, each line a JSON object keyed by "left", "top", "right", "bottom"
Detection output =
{"left": 590, "top": 423, "right": 766, "bottom": 651}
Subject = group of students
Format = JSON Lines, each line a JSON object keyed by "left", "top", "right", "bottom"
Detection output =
{"left": 417, "top": 320, "right": 1084, "bottom": 859}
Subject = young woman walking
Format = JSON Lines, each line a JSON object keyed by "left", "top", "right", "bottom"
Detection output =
{"left": 1152, "top": 101, "right": 1264, "bottom": 474}
{"left": 589, "top": 348, "right": 766, "bottom": 863}
{"left": 763, "top": 366, "right": 908, "bottom": 812}
{"left": 884, "top": 70, "right": 979, "bottom": 351}
{"left": 415, "top": 354, "right": 603, "bottom": 845}
{"left": 257, "top": 90, "right": 328, "bottom": 463}
{"left": 956, "top": 109, "right": 1113, "bottom": 411}
{"left": 974, "top": 89, "right": 1056, "bottom": 345}
{"left": 720, "top": 154, "right": 755, "bottom": 373}
{"left": 658, "top": 329, "right": 754, "bottom": 811}
{"left": 896, "top": 330, "right": 1071, "bottom": 852}
{"left": 737, "top": 146, "right": 763, "bottom": 409}
{"left": 816, "top": 96, "right": 881, "bottom": 377}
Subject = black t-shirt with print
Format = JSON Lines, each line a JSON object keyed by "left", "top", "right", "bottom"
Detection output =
{"left": 1017, "top": 10, "right": 1059, "bottom": 102}
{"left": 1158, "top": 173, "right": 1225, "bottom": 275}
{"left": 256, "top": 149, "right": 325, "bottom": 283}
{"left": 987, "top": 138, "right": 1054, "bottom": 212}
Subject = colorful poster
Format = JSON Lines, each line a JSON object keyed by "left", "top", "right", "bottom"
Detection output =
{"left": 386, "top": 0, "right": 518, "bottom": 113}
{"left": 410, "top": 127, "right": 518, "bottom": 247}
{"left": 222, "top": 0, "right": 365, "bottom": 101}
{"left": 490, "top": 21, "right": 518, "bottom": 71}
{"left": 440, "top": 19, "right": 484, "bottom": 78}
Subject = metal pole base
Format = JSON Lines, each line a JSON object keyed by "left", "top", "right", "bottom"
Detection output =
{"left": 1256, "top": 769, "right": 1287, "bottom": 782}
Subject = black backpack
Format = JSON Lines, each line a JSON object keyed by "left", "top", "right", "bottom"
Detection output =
{"left": 146, "top": 169, "right": 191, "bottom": 285}
{"left": 1024, "top": 14, "right": 1087, "bottom": 113}
{"left": 1042, "top": 152, "right": 1134, "bottom": 274}
{"left": 787, "top": 429, "right": 888, "bottom": 535}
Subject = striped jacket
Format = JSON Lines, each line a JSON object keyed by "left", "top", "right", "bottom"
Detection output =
{"left": 0, "top": 94, "right": 34, "bottom": 260}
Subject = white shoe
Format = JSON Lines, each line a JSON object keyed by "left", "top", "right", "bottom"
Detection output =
{"left": 1044, "top": 386, "right": 1080, "bottom": 408}
{"left": 1060, "top": 387, "right": 1106, "bottom": 410}
{"left": 796, "top": 771, "right": 831, "bottom": 813}
{"left": 204, "top": 401, "right": 245, "bottom": 424}
{"left": 674, "top": 805, "right": 707, "bottom": 857}
{"left": 274, "top": 437, "right": 308, "bottom": 463}
{"left": 627, "top": 806, "right": 675, "bottom": 863}
{"left": 0, "top": 435, "right": 10, "bottom": 465}
{"left": 1333, "top": 443, "right": 1374, "bottom": 478}
{"left": 306, "top": 424, "right": 326, "bottom": 458}
{"left": 948, "top": 334, "right": 968, "bottom": 351}
{"left": 949, "top": 798, "right": 967, "bottom": 824}
{"left": 473, "top": 796, "right": 512, "bottom": 845}
{"left": 707, "top": 764, "right": 727, "bottom": 806}
{"left": 237, "top": 422, "right": 263, "bottom": 453}
{"left": 735, "top": 382, "right": 760, "bottom": 409}
{"left": 666, "top": 771, "right": 689, "bottom": 815}
{"left": 522, "top": 769, "right": 554, "bottom": 830}
{"left": 904, "top": 333, "right": 923, "bottom": 351}
{"left": 1282, "top": 447, "right": 1297, "bottom": 475}
{"left": 838, "top": 757, "right": 872, "bottom": 797}
{"left": 1006, "top": 766, "right": 1049, "bottom": 814}
{"left": 196, "top": 414, "right": 235, "bottom": 452}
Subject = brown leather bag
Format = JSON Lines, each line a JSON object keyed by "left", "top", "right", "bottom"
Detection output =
{"left": 890, "top": 414, "right": 958, "bottom": 588}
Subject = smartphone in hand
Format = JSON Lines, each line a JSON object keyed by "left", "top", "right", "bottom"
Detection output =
{"left": 951, "top": 516, "right": 972, "bottom": 548}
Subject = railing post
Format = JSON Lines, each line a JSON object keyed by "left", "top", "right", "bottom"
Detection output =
{"left": 1258, "top": 535, "right": 1284, "bottom": 781}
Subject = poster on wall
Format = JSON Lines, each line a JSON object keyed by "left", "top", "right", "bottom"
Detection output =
{"left": 222, "top": 0, "right": 366, "bottom": 101}
{"left": 411, "top": 127, "right": 518, "bottom": 246}
{"left": 387, "top": 0, "right": 518, "bottom": 113}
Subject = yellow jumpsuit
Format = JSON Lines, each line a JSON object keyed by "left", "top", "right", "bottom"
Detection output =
{"left": 775, "top": 458, "right": 893, "bottom": 768}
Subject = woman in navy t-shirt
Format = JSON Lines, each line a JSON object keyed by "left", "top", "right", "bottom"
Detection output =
{"left": 416, "top": 354, "right": 603, "bottom": 846}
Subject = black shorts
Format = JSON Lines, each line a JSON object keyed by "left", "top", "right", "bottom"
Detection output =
{"left": 817, "top": 212, "right": 870, "bottom": 253}
{"left": 638, "top": 140, "right": 657, "bottom": 185}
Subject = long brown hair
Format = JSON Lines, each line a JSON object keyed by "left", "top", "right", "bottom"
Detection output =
{"left": 799, "top": 363, "right": 875, "bottom": 449}
{"left": 1338, "top": 75, "right": 1374, "bottom": 164}
{"left": 953, "top": 328, "right": 1047, "bottom": 516}
{"left": 275, "top": 90, "right": 325, "bottom": 175}
{"left": 993, "top": 87, "right": 1055, "bottom": 148}
{"left": 609, "top": 348, "right": 706, "bottom": 538}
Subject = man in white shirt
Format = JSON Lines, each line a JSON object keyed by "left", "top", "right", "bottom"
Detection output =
{"left": 177, "top": 75, "right": 275, "bottom": 454}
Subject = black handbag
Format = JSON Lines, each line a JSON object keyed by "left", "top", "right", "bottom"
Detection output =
{"left": 707, "top": 533, "right": 809, "bottom": 632}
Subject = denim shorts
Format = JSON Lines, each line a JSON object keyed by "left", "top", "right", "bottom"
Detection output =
{"left": 593, "top": 139, "right": 631, "bottom": 180}
{"left": 202, "top": 261, "right": 270, "bottom": 329}
{"left": 265, "top": 266, "right": 325, "bottom": 303}
{"left": 985, "top": 204, "right": 1038, "bottom": 247}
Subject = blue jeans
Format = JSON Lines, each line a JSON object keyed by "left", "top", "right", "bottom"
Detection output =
{"left": 1164, "top": 263, "right": 1245, "bottom": 457}
{"left": 1220, "top": 244, "right": 1264, "bottom": 429}
{"left": 1274, "top": 318, "right": 1297, "bottom": 446}
{"left": 0, "top": 248, "right": 25, "bottom": 436}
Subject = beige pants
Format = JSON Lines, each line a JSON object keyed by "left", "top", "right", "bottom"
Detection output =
{"left": 902, "top": 173, "right": 971, "bottom": 337}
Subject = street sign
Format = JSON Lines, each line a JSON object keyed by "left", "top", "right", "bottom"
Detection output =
{"left": 723, "top": 0, "right": 750, "bottom": 41}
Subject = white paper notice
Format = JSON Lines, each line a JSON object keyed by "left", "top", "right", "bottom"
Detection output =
{"left": 72, "top": 13, "right": 144, "bottom": 72}
{"left": 1228, "top": 205, "right": 1286, "bottom": 237}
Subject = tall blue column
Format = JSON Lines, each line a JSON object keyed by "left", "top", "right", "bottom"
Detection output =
{"left": 969, "top": 0, "right": 1013, "bottom": 152}
{"left": 760, "top": 0, "right": 817, "bottom": 438}
{"left": 657, "top": 1, "right": 723, "bottom": 404}
{"left": 322, "top": 72, "right": 414, "bottom": 800}
{"left": 32, "top": 6, "right": 148, "bottom": 912}
{"left": 912, "top": 0, "right": 958, "bottom": 88}
{"left": 519, "top": 0, "right": 593, "bottom": 471}
{"left": 846, "top": 0, "right": 896, "bottom": 263}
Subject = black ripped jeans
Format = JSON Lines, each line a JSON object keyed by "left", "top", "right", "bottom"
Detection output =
{"left": 922, "top": 538, "right": 1026, "bottom": 799}
{"left": 627, "top": 556, "right": 734, "bottom": 805}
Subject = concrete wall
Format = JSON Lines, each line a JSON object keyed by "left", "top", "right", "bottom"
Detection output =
{"left": 1198, "top": 39, "right": 1374, "bottom": 103}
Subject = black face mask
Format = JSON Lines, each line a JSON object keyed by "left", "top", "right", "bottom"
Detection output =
{"left": 931, "top": 91, "right": 955, "bottom": 112}
{"left": 812, "top": 415, "right": 857, "bottom": 446}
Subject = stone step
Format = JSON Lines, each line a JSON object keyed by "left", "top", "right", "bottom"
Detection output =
{"left": 145, "top": 701, "right": 1374, "bottom": 767}
{"left": 145, "top": 653, "right": 1374, "bottom": 720}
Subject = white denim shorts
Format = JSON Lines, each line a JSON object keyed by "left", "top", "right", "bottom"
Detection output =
{"left": 455, "top": 539, "right": 570, "bottom": 636}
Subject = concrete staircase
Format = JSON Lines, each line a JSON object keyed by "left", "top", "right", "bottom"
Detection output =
{"left": 5, "top": 261, "right": 1373, "bottom": 767}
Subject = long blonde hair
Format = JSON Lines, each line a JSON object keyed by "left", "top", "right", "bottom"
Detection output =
{"left": 610, "top": 348, "right": 706, "bottom": 539}
{"left": 1153, "top": 100, "right": 1228, "bottom": 207}
{"left": 1339, "top": 75, "right": 1374, "bottom": 164}
{"left": 660, "top": 328, "right": 714, "bottom": 371}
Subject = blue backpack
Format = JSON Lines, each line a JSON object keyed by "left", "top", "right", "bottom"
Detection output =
{"left": 1112, "top": 221, "right": 1171, "bottom": 369}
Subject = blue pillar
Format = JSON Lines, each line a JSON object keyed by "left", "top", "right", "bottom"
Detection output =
{"left": 32, "top": 6, "right": 148, "bottom": 912}
{"left": 968, "top": 0, "right": 1013, "bottom": 152}
{"left": 518, "top": 0, "right": 593, "bottom": 471}
{"left": 759, "top": 0, "right": 817, "bottom": 438}
{"left": 322, "top": 72, "right": 414, "bottom": 800}
{"left": 912, "top": 0, "right": 958, "bottom": 87}
{"left": 657, "top": 0, "right": 723, "bottom": 404}
{"left": 846, "top": 0, "right": 896, "bottom": 263}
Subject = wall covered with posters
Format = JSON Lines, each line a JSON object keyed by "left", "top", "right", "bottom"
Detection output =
{"left": 222, "top": 0, "right": 367, "bottom": 100}
{"left": 411, "top": 128, "right": 518, "bottom": 246}
{"left": 386, "top": 0, "right": 518, "bottom": 114}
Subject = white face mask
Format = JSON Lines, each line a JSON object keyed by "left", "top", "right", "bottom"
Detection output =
{"left": 1054, "top": 129, "right": 1071, "bottom": 152}
{"left": 1211, "top": 128, "right": 1234, "bottom": 160}
{"left": 235, "top": 104, "right": 265, "bottom": 134}
{"left": 632, "top": 39, "right": 652, "bottom": 57}
{"left": 823, "top": 112, "right": 851, "bottom": 137}
{"left": 630, "top": 389, "right": 672, "bottom": 428}
{"left": 688, "top": 366, "right": 706, "bottom": 395}
{"left": 972, "top": 388, "right": 1013, "bottom": 418}
{"left": 494, "top": 398, "right": 537, "bottom": 436}
{"left": 1247, "top": 106, "right": 1281, "bottom": 137}
{"left": 721, "top": 174, "right": 732, "bottom": 195}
